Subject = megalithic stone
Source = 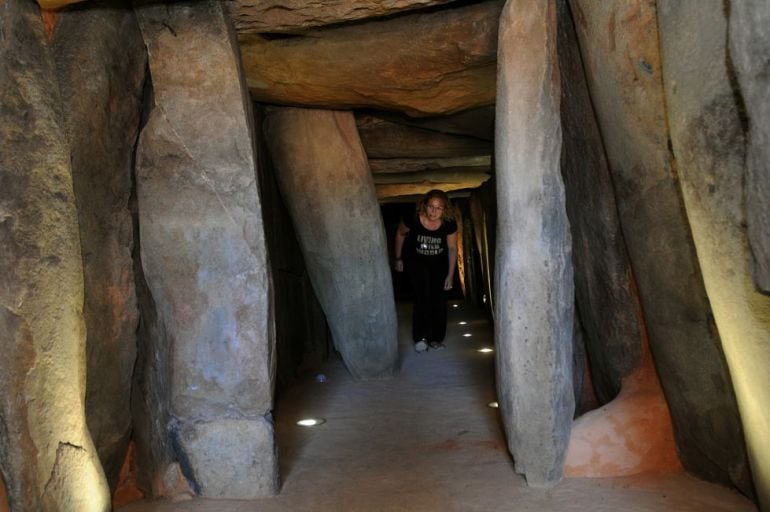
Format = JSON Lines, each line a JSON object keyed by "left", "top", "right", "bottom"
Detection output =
{"left": 494, "top": 0, "right": 575, "bottom": 487}
{"left": 134, "top": 0, "right": 277, "bottom": 498}
{"left": 52, "top": 0, "right": 146, "bottom": 489}
{"left": 263, "top": 107, "right": 398, "bottom": 380}
{"left": 0, "top": 0, "right": 111, "bottom": 510}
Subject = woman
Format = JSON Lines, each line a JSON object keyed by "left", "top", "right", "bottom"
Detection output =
{"left": 394, "top": 190, "right": 458, "bottom": 352}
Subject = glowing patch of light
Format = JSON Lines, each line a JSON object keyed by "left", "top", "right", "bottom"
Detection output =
{"left": 452, "top": 304, "right": 459, "bottom": 308}
{"left": 488, "top": 401, "right": 499, "bottom": 408}
{"left": 458, "top": 321, "right": 468, "bottom": 325}
{"left": 297, "top": 418, "right": 326, "bottom": 427}
{"left": 462, "top": 333, "right": 472, "bottom": 338}
{"left": 478, "top": 348, "right": 493, "bottom": 353}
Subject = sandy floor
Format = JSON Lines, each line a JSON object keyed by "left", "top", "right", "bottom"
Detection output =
{"left": 119, "top": 302, "right": 757, "bottom": 512}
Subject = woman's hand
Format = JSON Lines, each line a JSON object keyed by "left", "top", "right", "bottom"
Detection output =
{"left": 444, "top": 275, "right": 453, "bottom": 290}
{"left": 394, "top": 259, "right": 404, "bottom": 272}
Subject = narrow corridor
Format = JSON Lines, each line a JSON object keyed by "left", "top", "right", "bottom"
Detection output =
{"left": 120, "top": 302, "right": 755, "bottom": 512}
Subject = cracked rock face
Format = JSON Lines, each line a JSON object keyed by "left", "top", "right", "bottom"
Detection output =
{"left": 134, "top": 0, "right": 277, "bottom": 498}
{"left": 0, "top": 0, "right": 110, "bottom": 509}
{"left": 51, "top": 0, "right": 146, "bottom": 490}
{"left": 239, "top": 1, "right": 502, "bottom": 116}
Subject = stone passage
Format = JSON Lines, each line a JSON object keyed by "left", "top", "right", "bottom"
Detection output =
{"left": 263, "top": 107, "right": 398, "bottom": 380}
{"left": 134, "top": 0, "right": 277, "bottom": 498}
{"left": 494, "top": 0, "right": 575, "bottom": 487}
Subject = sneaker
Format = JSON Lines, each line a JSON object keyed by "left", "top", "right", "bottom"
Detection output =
{"left": 414, "top": 339, "right": 428, "bottom": 352}
{"left": 429, "top": 341, "right": 445, "bottom": 350}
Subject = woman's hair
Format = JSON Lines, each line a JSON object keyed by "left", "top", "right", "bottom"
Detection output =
{"left": 416, "top": 189, "right": 455, "bottom": 221}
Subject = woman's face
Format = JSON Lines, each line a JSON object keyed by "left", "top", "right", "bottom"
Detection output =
{"left": 425, "top": 197, "right": 446, "bottom": 221}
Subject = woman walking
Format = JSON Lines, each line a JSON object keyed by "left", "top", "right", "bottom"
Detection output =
{"left": 394, "top": 190, "right": 458, "bottom": 352}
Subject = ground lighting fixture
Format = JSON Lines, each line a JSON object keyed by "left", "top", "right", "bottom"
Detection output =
{"left": 297, "top": 418, "right": 326, "bottom": 427}
{"left": 463, "top": 333, "right": 472, "bottom": 337}
{"left": 478, "top": 347, "right": 493, "bottom": 353}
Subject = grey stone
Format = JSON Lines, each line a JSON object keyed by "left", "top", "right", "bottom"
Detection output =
{"left": 659, "top": 0, "right": 766, "bottom": 499}
{"left": 135, "top": 0, "right": 277, "bottom": 497}
{"left": 357, "top": 115, "right": 493, "bottom": 159}
{"left": 369, "top": 156, "right": 491, "bottom": 175}
{"left": 556, "top": 0, "right": 643, "bottom": 404}
{"left": 730, "top": 0, "right": 770, "bottom": 293}
{"left": 0, "top": 1, "right": 110, "bottom": 509}
{"left": 52, "top": 0, "right": 146, "bottom": 489}
{"left": 263, "top": 107, "right": 398, "bottom": 380}
{"left": 570, "top": 0, "right": 750, "bottom": 495}
{"left": 360, "top": 106, "right": 495, "bottom": 141}
{"left": 494, "top": 0, "right": 574, "bottom": 487}
{"left": 175, "top": 418, "right": 278, "bottom": 498}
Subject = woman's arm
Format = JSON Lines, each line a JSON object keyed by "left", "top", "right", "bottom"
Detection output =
{"left": 444, "top": 232, "right": 458, "bottom": 290}
{"left": 394, "top": 220, "right": 410, "bottom": 272}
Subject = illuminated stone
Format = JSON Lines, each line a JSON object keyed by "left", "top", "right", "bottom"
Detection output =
{"left": 0, "top": 0, "right": 110, "bottom": 508}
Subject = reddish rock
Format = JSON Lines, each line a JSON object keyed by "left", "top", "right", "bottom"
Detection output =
{"left": 228, "top": 0, "right": 457, "bottom": 34}
{"left": 240, "top": 1, "right": 501, "bottom": 116}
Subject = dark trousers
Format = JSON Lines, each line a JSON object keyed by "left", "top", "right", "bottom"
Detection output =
{"left": 409, "top": 257, "right": 448, "bottom": 343}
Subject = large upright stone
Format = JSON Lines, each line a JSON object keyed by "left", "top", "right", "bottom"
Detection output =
{"left": 556, "top": 0, "right": 642, "bottom": 403}
{"left": 658, "top": 0, "right": 766, "bottom": 500}
{"left": 0, "top": 1, "right": 110, "bottom": 510}
{"left": 570, "top": 0, "right": 750, "bottom": 493}
{"left": 52, "top": 0, "right": 145, "bottom": 490}
{"left": 494, "top": 0, "right": 574, "bottom": 487}
{"left": 135, "top": 0, "right": 277, "bottom": 498}
{"left": 239, "top": 1, "right": 502, "bottom": 116}
{"left": 263, "top": 107, "right": 398, "bottom": 380}
{"left": 730, "top": 1, "right": 770, "bottom": 293}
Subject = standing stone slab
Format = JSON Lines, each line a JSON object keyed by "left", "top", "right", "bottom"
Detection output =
{"left": 494, "top": 0, "right": 574, "bottom": 487}
{"left": 730, "top": 1, "right": 770, "bottom": 293}
{"left": 52, "top": 0, "right": 145, "bottom": 489}
{"left": 556, "top": 0, "right": 642, "bottom": 403}
{"left": 658, "top": 0, "right": 765, "bottom": 500}
{"left": 263, "top": 107, "right": 398, "bottom": 380}
{"left": 570, "top": 0, "right": 748, "bottom": 493}
{"left": 135, "top": 0, "right": 277, "bottom": 498}
{"left": 0, "top": 1, "right": 110, "bottom": 510}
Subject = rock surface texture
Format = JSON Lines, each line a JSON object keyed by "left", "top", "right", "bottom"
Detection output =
{"left": 263, "top": 107, "right": 398, "bottom": 380}
{"left": 556, "top": 0, "right": 642, "bottom": 404}
{"left": 239, "top": 1, "right": 502, "bottom": 116}
{"left": 228, "top": 0, "right": 457, "bottom": 34}
{"left": 658, "top": 0, "right": 768, "bottom": 502}
{"left": 0, "top": 1, "right": 111, "bottom": 510}
{"left": 135, "top": 0, "right": 277, "bottom": 498}
{"left": 569, "top": 0, "right": 751, "bottom": 494}
{"left": 730, "top": 1, "right": 770, "bottom": 293}
{"left": 52, "top": 0, "right": 145, "bottom": 490}
{"left": 494, "top": 0, "right": 574, "bottom": 487}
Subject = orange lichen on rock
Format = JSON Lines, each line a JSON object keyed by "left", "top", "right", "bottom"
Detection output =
{"left": 152, "top": 463, "right": 195, "bottom": 502}
{"left": 0, "top": 472, "right": 9, "bottom": 512}
{"left": 111, "top": 442, "right": 145, "bottom": 509}
{"left": 564, "top": 326, "right": 682, "bottom": 477}
{"left": 40, "top": 10, "right": 58, "bottom": 40}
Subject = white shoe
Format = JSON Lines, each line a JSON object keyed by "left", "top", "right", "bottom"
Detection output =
{"left": 414, "top": 340, "right": 428, "bottom": 352}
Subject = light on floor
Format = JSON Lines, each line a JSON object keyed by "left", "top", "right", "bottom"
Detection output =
{"left": 297, "top": 418, "right": 326, "bottom": 427}
{"left": 458, "top": 321, "right": 468, "bottom": 325}
{"left": 488, "top": 401, "right": 499, "bottom": 408}
{"left": 478, "top": 348, "right": 493, "bottom": 353}
{"left": 452, "top": 304, "right": 459, "bottom": 308}
{"left": 463, "top": 333, "right": 472, "bottom": 337}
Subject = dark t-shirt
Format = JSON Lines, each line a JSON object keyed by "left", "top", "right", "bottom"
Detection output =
{"left": 404, "top": 215, "right": 458, "bottom": 260}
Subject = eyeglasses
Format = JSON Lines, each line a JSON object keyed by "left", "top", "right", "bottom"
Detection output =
{"left": 427, "top": 203, "right": 445, "bottom": 211}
